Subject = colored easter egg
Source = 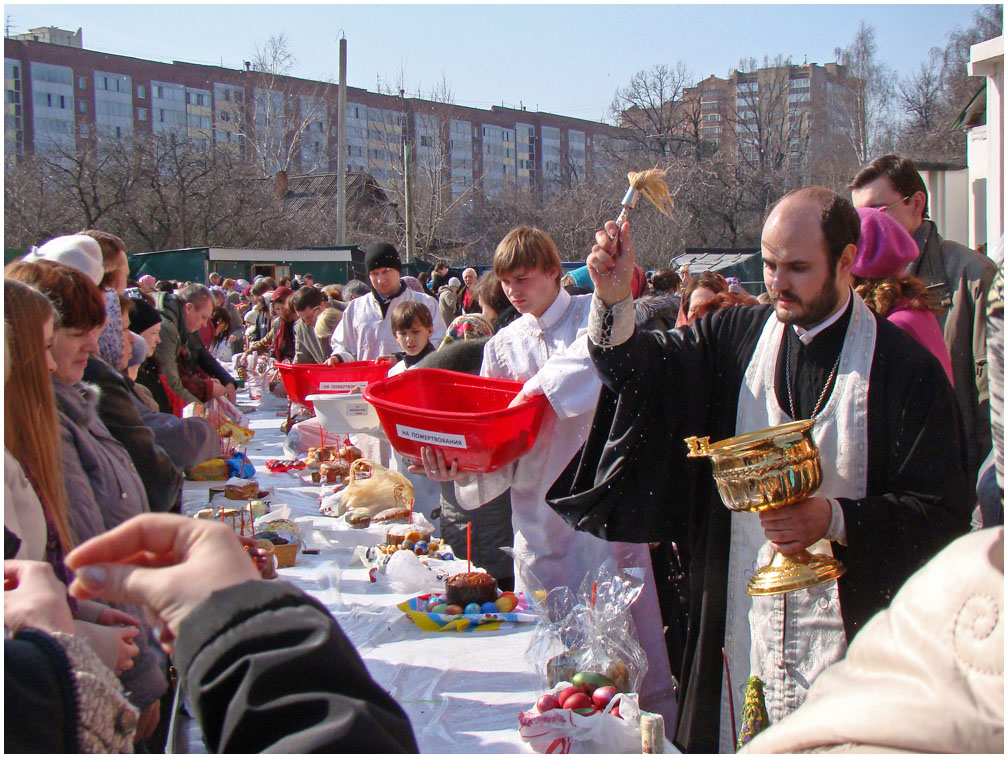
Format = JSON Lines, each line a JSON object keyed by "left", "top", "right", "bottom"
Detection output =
{"left": 444, "top": 604, "right": 463, "bottom": 616}
{"left": 494, "top": 594, "right": 518, "bottom": 612}
{"left": 463, "top": 602, "right": 481, "bottom": 615}
{"left": 431, "top": 603, "right": 448, "bottom": 614}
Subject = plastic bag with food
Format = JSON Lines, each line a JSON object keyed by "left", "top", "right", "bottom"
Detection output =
{"left": 518, "top": 682, "right": 653, "bottom": 753}
{"left": 335, "top": 459, "right": 414, "bottom": 517}
{"left": 517, "top": 555, "right": 650, "bottom": 696}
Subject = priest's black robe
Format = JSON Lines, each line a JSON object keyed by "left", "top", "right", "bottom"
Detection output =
{"left": 546, "top": 303, "right": 972, "bottom": 754}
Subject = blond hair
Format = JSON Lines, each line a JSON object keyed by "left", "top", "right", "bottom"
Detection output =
{"left": 4, "top": 279, "right": 74, "bottom": 551}
{"left": 492, "top": 226, "right": 562, "bottom": 278}
{"left": 314, "top": 306, "right": 342, "bottom": 343}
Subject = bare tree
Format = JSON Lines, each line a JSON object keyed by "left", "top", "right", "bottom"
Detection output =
{"left": 111, "top": 134, "right": 292, "bottom": 250}
{"left": 229, "top": 33, "right": 334, "bottom": 177}
{"left": 605, "top": 63, "right": 695, "bottom": 163}
{"left": 5, "top": 133, "right": 299, "bottom": 252}
{"left": 4, "top": 153, "right": 80, "bottom": 248}
{"left": 833, "top": 22, "right": 896, "bottom": 165}
{"left": 898, "top": 48, "right": 946, "bottom": 133}
{"left": 372, "top": 72, "right": 485, "bottom": 258}
{"left": 890, "top": 5, "right": 1001, "bottom": 163}
{"left": 940, "top": 4, "right": 1003, "bottom": 110}
{"left": 726, "top": 55, "right": 816, "bottom": 221}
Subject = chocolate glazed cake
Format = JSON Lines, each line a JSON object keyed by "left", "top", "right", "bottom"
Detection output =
{"left": 445, "top": 572, "right": 498, "bottom": 607}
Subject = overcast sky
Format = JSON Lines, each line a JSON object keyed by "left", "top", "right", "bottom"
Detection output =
{"left": 7, "top": 2, "right": 989, "bottom": 121}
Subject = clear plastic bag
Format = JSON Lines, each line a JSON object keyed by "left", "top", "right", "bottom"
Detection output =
{"left": 338, "top": 459, "right": 414, "bottom": 517}
{"left": 514, "top": 554, "right": 649, "bottom": 695}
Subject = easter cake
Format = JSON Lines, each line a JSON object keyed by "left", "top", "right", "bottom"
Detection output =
{"left": 386, "top": 523, "right": 434, "bottom": 546}
{"left": 445, "top": 571, "right": 498, "bottom": 607}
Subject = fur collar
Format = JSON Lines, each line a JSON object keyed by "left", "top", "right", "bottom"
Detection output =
{"left": 52, "top": 379, "right": 101, "bottom": 427}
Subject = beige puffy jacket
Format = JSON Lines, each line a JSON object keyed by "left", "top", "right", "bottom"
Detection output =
{"left": 741, "top": 527, "right": 1003, "bottom": 753}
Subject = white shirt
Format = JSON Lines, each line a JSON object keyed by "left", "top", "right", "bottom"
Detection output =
{"left": 329, "top": 287, "right": 446, "bottom": 361}
{"left": 455, "top": 288, "right": 679, "bottom": 724}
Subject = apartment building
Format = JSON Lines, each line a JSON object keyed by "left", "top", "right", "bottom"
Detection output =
{"left": 622, "top": 61, "right": 857, "bottom": 172}
{"left": 4, "top": 31, "right": 628, "bottom": 202}
{"left": 9, "top": 26, "right": 83, "bottom": 48}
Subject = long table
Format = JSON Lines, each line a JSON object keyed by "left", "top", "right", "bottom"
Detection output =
{"left": 179, "top": 390, "right": 546, "bottom": 753}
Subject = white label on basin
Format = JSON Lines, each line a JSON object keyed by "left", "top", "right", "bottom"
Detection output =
{"left": 345, "top": 401, "right": 371, "bottom": 417}
{"left": 395, "top": 424, "right": 468, "bottom": 448}
{"left": 318, "top": 381, "right": 367, "bottom": 392}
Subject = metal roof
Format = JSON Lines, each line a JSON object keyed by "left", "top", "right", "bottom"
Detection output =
{"left": 672, "top": 248, "right": 760, "bottom": 270}
{"left": 207, "top": 247, "right": 355, "bottom": 262}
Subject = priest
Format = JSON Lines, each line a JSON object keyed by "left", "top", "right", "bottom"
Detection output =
{"left": 547, "top": 187, "right": 971, "bottom": 753}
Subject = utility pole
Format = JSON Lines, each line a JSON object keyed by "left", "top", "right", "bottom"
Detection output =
{"left": 404, "top": 139, "right": 414, "bottom": 264}
{"left": 401, "top": 89, "right": 414, "bottom": 264}
{"left": 336, "top": 34, "right": 347, "bottom": 245}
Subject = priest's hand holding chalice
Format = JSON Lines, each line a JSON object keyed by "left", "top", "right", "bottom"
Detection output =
{"left": 686, "top": 419, "right": 845, "bottom": 595}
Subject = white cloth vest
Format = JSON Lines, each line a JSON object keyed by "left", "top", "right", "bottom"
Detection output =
{"left": 717, "top": 295, "right": 875, "bottom": 752}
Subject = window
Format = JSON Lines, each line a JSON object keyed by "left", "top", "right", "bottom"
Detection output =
{"left": 155, "top": 85, "right": 163, "bottom": 98}
{"left": 78, "top": 99, "right": 87, "bottom": 114}
{"left": 420, "top": 135, "right": 433, "bottom": 147}
{"left": 137, "top": 84, "right": 145, "bottom": 99}
{"left": 137, "top": 108, "right": 147, "bottom": 121}
{"left": 46, "top": 93, "right": 52, "bottom": 107}
{"left": 60, "top": 95, "right": 66, "bottom": 109}
{"left": 78, "top": 76, "right": 86, "bottom": 89}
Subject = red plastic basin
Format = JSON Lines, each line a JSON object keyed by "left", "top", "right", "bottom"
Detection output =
{"left": 363, "top": 368, "right": 550, "bottom": 473}
{"left": 274, "top": 361, "right": 392, "bottom": 411}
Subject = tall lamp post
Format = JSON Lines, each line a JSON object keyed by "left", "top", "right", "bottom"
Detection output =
{"left": 336, "top": 34, "right": 347, "bottom": 245}
{"left": 401, "top": 88, "right": 414, "bottom": 265}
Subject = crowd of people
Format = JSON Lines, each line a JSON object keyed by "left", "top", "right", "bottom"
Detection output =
{"left": 4, "top": 153, "right": 1003, "bottom": 753}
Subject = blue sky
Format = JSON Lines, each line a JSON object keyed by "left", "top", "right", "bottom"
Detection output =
{"left": 6, "top": 3, "right": 988, "bottom": 121}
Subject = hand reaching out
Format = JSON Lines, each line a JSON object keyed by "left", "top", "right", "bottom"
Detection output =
{"left": 65, "top": 514, "right": 261, "bottom": 654}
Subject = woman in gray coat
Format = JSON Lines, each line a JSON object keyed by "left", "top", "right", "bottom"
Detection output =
{"left": 6, "top": 259, "right": 168, "bottom": 740}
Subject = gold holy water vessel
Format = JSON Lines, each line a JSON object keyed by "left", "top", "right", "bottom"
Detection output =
{"left": 685, "top": 419, "right": 845, "bottom": 595}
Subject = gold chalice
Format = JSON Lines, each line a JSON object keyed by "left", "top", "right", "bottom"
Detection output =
{"left": 685, "top": 419, "right": 845, "bottom": 595}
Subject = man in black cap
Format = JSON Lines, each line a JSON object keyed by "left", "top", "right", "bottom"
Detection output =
{"left": 326, "top": 242, "right": 446, "bottom": 363}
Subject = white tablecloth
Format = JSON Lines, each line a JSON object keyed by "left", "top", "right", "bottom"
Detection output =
{"left": 180, "top": 390, "right": 546, "bottom": 753}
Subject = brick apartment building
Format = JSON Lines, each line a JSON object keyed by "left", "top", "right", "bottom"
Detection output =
{"left": 4, "top": 28, "right": 630, "bottom": 202}
{"left": 621, "top": 61, "right": 859, "bottom": 176}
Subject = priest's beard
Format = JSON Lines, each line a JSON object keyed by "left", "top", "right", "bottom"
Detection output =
{"left": 771, "top": 276, "right": 843, "bottom": 329}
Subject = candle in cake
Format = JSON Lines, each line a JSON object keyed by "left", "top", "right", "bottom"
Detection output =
{"left": 408, "top": 497, "right": 414, "bottom": 524}
{"left": 591, "top": 580, "right": 597, "bottom": 610}
{"left": 467, "top": 522, "right": 472, "bottom": 574}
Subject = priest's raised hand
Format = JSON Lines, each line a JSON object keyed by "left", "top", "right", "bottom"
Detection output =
{"left": 588, "top": 219, "right": 635, "bottom": 307}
